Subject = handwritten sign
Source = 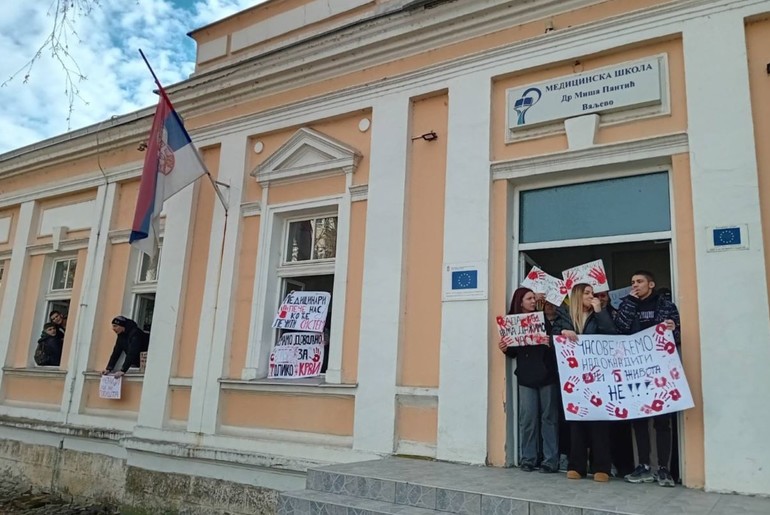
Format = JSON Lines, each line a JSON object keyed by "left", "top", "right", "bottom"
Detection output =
{"left": 521, "top": 266, "right": 567, "bottom": 306}
{"left": 268, "top": 332, "right": 325, "bottom": 379}
{"left": 496, "top": 312, "right": 549, "bottom": 347}
{"left": 554, "top": 325, "right": 693, "bottom": 421}
{"left": 562, "top": 259, "right": 609, "bottom": 293}
{"left": 272, "top": 291, "right": 331, "bottom": 332}
{"left": 609, "top": 286, "right": 633, "bottom": 309}
{"left": 98, "top": 375, "right": 122, "bottom": 400}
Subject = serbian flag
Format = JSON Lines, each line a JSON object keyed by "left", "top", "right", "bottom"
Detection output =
{"left": 130, "top": 88, "right": 207, "bottom": 256}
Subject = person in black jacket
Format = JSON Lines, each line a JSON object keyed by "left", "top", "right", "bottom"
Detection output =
{"left": 34, "top": 323, "right": 63, "bottom": 366}
{"left": 498, "top": 287, "right": 560, "bottom": 473}
{"left": 552, "top": 283, "right": 617, "bottom": 482}
{"left": 613, "top": 270, "right": 680, "bottom": 488}
{"left": 102, "top": 316, "right": 149, "bottom": 377}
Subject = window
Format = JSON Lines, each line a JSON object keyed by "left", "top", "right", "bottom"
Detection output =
{"left": 34, "top": 256, "right": 76, "bottom": 367}
{"left": 275, "top": 215, "right": 338, "bottom": 375}
{"left": 51, "top": 258, "right": 77, "bottom": 291}
{"left": 131, "top": 248, "right": 161, "bottom": 333}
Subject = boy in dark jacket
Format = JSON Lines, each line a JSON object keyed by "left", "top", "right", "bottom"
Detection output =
{"left": 102, "top": 316, "right": 149, "bottom": 377}
{"left": 613, "top": 270, "right": 680, "bottom": 488}
{"left": 35, "top": 323, "right": 63, "bottom": 366}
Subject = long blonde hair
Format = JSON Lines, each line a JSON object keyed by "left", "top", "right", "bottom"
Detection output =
{"left": 568, "top": 283, "right": 593, "bottom": 334}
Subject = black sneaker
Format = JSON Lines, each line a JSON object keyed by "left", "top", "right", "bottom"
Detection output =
{"left": 539, "top": 464, "right": 558, "bottom": 474}
{"left": 657, "top": 467, "right": 675, "bottom": 487}
{"left": 624, "top": 464, "right": 654, "bottom": 484}
{"left": 521, "top": 463, "right": 535, "bottom": 472}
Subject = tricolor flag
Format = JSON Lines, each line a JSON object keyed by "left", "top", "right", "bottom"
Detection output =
{"left": 129, "top": 87, "right": 208, "bottom": 256}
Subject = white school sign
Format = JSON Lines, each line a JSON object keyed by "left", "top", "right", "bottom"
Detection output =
{"left": 507, "top": 57, "right": 663, "bottom": 131}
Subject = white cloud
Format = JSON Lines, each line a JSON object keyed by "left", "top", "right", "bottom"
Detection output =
{"left": 0, "top": 0, "right": 266, "bottom": 155}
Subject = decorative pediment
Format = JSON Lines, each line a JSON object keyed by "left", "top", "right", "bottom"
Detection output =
{"left": 251, "top": 128, "right": 362, "bottom": 185}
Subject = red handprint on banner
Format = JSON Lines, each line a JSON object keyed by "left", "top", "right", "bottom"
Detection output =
{"left": 582, "top": 366, "right": 600, "bottom": 384}
{"left": 554, "top": 335, "right": 568, "bottom": 346}
{"left": 563, "top": 375, "right": 580, "bottom": 394}
{"left": 566, "top": 402, "right": 588, "bottom": 417}
{"left": 656, "top": 338, "right": 676, "bottom": 355}
{"left": 606, "top": 403, "right": 629, "bottom": 419}
{"left": 665, "top": 385, "right": 682, "bottom": 402}
{"left": 527, "top": 269, "right": 546, "bottom": 282}
{"left": 501, "top": 335, "right": 515, "bottom": 347}
{"left": 561, "top": 347, "right": 579, "bottom": 369}
{"left": 646, "top": 391, "right": 670, "bottom": 413}
{"left": 654, "top": 376, "right": 668, "bottom": 388}
{"left": 588, "top": 266, "right": 607, "bottom": 286}
{"left": 312, "top": 348, "right": 321, "bottom": 363}
{"left": 670, "top": 367, "right": 681, "bottom": 380}
{"left": 655, "top": 323, "right": 667, "bottom": 336}
{"left": 496, "top": 316, "right": 506, "bottom": 328}
{"left": 562, "top": 271, "right": 578, "bottom": 293}
{"left": 583, "top": 388, "right": 603, "bottom": 407}
{"left": 639, "top": 403, "right": 655, "bottom": 416}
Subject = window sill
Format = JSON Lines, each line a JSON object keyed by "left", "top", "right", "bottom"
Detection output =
{"left": 2, "top": 367, "right": 68, "bottom": 379}
{"left": 83, "top": 370, "right": 145, "bottom": 383}
{"left": 219, "top": 376, "right": 357, "bottom": 396}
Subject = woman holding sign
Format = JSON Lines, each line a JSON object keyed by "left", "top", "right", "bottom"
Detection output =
{"left": 498, "top": 287, "right": 560, "bottom": 473}
{"left": 553, "top": 283, "right": 617, "bottom": 482}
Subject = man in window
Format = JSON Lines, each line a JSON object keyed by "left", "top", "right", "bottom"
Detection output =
{"left": 102, "top": 316, "right": 149, "bottom": 377}
{"left": 49, "top": 310, "right": 67, "bottom": 336}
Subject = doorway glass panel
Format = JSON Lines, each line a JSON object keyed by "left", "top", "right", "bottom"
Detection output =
{"left": 519, "top": 172, "right": 671, "bottom": 243}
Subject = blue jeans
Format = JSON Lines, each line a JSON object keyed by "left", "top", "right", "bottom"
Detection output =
{"left": 519, "top": 384, "right": 559, "bottom": 469}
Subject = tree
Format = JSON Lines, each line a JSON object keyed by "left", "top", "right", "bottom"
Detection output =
{"left": 2, "top": 0, "right": 101, "bottom": 124}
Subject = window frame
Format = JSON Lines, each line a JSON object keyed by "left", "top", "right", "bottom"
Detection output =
{"left": 128, "top": 245, "right": 162, "bottom": 333}
{"left": 281, "top": 213, "right": 339, "bottom": 268}
{"left": 49, "top": 257, "right": 77, "bottom": 294}
{"left": 31, "top": 253, "right": 78, "bottom": 367}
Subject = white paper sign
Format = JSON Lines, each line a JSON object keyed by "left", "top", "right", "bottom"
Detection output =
{"left": 522, "top": 266, "right": 568, "bottom": 306}
{"left": 273, "top": 291, "right": 331, "bottom": 332}
{"left": 507, "top": 57, "right": 663, "bottom": 130}
{"left": 609, "top": 286, "right": 633, "bottom": 309}
{"left": 562, "top": 259, "right": 610, "bottom": 293}
{"left": 554, "top": 325, "right": 694, "bottom": 421}
{"left": 496, "top": 312, "right": 549, "bottom": 347}
{"left": 98, "top": 375, "right": 122, "bottom": 400}
{"left": 268, "top": 332, "right": 325, "bottom": 379}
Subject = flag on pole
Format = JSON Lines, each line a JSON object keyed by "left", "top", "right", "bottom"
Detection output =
{"left": 129, "top": 88, "right": 208, "bottom": 256}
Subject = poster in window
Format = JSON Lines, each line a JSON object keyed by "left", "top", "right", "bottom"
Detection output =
{"left": 268, "top": 332, "right": 325, "bottom": 379}
{"left": 272, "top": 291, "right": 331, "bottom": 332}
{"left": 98, "top": 375, "right": 122, "bottom": 399}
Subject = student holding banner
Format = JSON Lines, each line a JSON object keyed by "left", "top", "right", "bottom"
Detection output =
{"left": 614, "top": 270, "right": 680, "bottom": 488}
{"left": 553, "top": 283, "right": 618, "bottom": 482}
{"left": 498, "top": 287, "right": 560, "bottom": 473}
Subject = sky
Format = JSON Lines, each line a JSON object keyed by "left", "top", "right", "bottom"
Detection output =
{"left": 0, "top": 0, "right": 267, "bottom": 154}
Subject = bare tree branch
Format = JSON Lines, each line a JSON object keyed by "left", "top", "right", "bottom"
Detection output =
{"left": 1, "top": 0, "right": 100, "bottom": 127}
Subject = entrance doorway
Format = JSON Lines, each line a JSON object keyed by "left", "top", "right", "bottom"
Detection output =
{"left": 507, "top": 170, "right": 682, "bottom": 482}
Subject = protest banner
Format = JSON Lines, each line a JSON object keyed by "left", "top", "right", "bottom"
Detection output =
{"left": 521, "top": 266, "right": 567, "bottom": 306}
{"left": 272, "top": 291, "right": 331, "bottom": 332}
{"left": 496, "top": 312, "right": 549, "bottom": 347}
{"left": 609, "top": 286, "right": 633, "bottom": 309}
{"left": 554, "top": 325, "right": 694, "bottom": 421}
{"left": 562, "top": 259, "right": 610, "bottom": 293}
{"left": 99, "top": 375, "right": 122, "bottom": 400}
{"left": 268, "top": 332, "right": 326, "bottom": 379}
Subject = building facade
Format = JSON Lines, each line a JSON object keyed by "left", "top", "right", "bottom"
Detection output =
{"left": 1, "top": 0, "right": 770, "bottom": 509}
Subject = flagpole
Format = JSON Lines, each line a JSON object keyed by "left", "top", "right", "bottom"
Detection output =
{"left": 138, "top": 49, "right": 228, "bottom": 213}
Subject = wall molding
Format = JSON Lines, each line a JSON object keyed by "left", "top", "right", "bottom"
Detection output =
{"left": 349, "top": 184, "right": 369, "bottom": 202}
{"left": 240, "top": 201, "right": 262, "bottom": 217}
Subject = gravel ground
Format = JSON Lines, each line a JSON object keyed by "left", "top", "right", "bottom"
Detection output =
{"left": 0, "top": 477, "right": 118, "bottom": 515}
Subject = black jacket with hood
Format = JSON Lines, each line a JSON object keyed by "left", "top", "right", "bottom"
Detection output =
{"left": 106, "top": 319, "right": 149, "bottom": 373}
{"left": 551, "top": 306, "right": 618, "bottom": 337}
{"left": 504, "top": 317, "right": 559, "bottom": 388}
{"left": 614, "top": 292, "right": 680, "bottom": 344}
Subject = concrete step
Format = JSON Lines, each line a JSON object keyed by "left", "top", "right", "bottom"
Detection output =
{"left": 278, "top": 489, "right": 442, "bottom": 514}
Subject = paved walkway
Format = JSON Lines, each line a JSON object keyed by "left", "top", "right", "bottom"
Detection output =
{"left": 313, "top": 458, "right": 770, "bottom": 514}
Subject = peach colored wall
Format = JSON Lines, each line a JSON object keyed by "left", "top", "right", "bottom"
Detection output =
{"left": 169, "top": 387, "right": 191, "bottom": 422}
{"left": 267, "top": 175, "right": 346, "bottom": 205}
{"left": 670, "top": 153, "right": 705, "bottom": 488}
{"left": 186, "top": 1, "right": 674, "bottom": 133}
{"left": 173, "top": 147, "right": 219, "bottom": 378}
{"left": 114, "top": 180, "right": 140, "bottom": 230}
{"left": 83, "top": 377, "right": 141, "bottom": 413}
{"left": 91, "top": 243, "right": 131, "bottom": 371}
{"left": 10, "top": 255, "right": 44, "bottom": 367}
{"left": 396, "top": 404, "right": 438, "bottom": 445}
{"left": 746, "top": 17, "right": 770, "bottom": 307}
{"left": 226, "top": 215, "right": 261, "bottom": 378}
{"left": 399, "top": 93, "right": 448, "bottom": 387}
{"left": 220, "top": 391, "right": 354, "bottom": 436}
{"left": 341, "top": 200, "right": 367, "bottom": 384}
{"left": 491, "top": 37, "right": 687, "bottom": 162}
{"left": 0, "top": 259, "right": 7, "bottom": 314}
{"left": 0, "top": 207, "right": 18, "bottom": 252}
{"left": 3, "top": 375, "right": 65, "bottom": 406}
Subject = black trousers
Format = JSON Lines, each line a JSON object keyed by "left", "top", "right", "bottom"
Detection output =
{"left": 632, "top": 414, "right": 673, "bottom": 468}
{"left": 610, "top": 421, "right": 635, "bottom": 477}
{"left": 568, "top": 421, "right": 612, "bottom": 475}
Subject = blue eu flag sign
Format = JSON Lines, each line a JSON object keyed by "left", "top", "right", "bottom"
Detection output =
{"left": 451, "top": 270, "right": 478, "bottom": 290}
{"left": 713, "top": 227, "right": 741, "bottom": 247}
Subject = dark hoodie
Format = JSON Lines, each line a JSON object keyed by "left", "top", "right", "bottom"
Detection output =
{"left": 614, "top": 292, "right": 680, "bottom": 344}
{"left": 505, "top": 317, "right": 559, "bottom": 388}
{"left": 106, "top": 319, "right": 149, "bottom": 373}
{"left": 35, "top": 332, "right": 63, "bottom": 367}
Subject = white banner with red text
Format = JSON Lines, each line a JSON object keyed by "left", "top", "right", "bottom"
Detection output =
{"left": 554, "top": 324, "right": 694, "bottom": 421}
